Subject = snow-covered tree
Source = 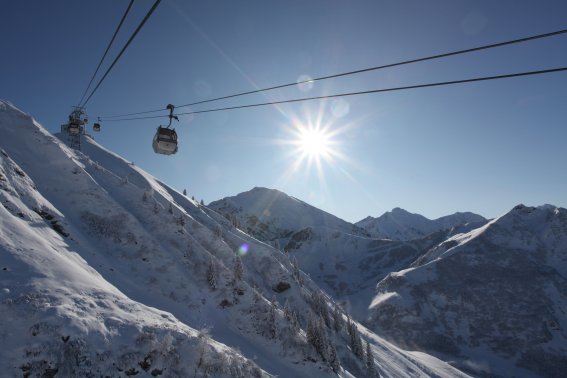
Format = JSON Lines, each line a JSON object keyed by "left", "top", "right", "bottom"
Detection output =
{"left": 142, "top": 191, "right": 148, "bottom": 202}
{"left": 307, "top": 312, "right": 328, "bottom": 361}
{"left": 230, "top": 215, "right": 240, "bottom": 229}
{"left": 183, "top": 188, "right": 187, "bottom": 196}
{"left": 310, "top": 291, "right": 330, "bottom": 328}
{"left": 332, "top": 304, "right": 344, "bottom": 332}
{"left": 328, "top": 341, "right": 340, "bottom": 373}
{"left": 195, "top": 328, "right": 211, "bottom": 376}
{"left": 168, "top": 203, "right": 173, "bottom": 214}
{"left": 207, "top": 258, "right": 218, "bottom": 290}
{"left": 214, "top": 224, "right": 223, "bottom": 239}
{"left": 268, "top": 296, "right": 278, "bottom": 339}
{"left": 252, "top": 284, "right": 261, "bottom": 303}
{"left": 283, "top": 298, "right": 291, "bottom": 320}
{"left": 291, "top": 257, "right": 303, "bottom": 286}
{"left": 283, "top": 299, "right": 300, "bottom": 332}
{"left": 289, "top": 309, "right": 300, "bottom": 332}
{"left": 347, "top": 317, "right": 364, "bottom": 359}
{"left": 306, "top": 313, "right": 317, "bottom": 349}
{"left": 233, "top": 255, "right": 244, "bottom": 282}
{"left": 366, "top": 339, "right": 378, "bottom": 377}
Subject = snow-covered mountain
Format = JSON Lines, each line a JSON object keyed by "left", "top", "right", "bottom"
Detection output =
{"left": 209, "top": 189, "right": 482, "bottom": 321}
{"left": 356, "top": 208, "right": 487, "bottom": 241}
{"left": 209, "top": 182, "right": 567, "bottom": 377}
{"left": 368, "top": 204, "right": 567, "bottom": 378}
{"left": 0, "top": 100, "right": 468, "bottom": 377}
{"left": 209, "top": 187, "right": 370, "bottom": 243}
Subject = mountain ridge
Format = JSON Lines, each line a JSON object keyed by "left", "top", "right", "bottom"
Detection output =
{"left": 356, "top": 207, "right": 487, "bottom": 241}
{"left": 209, "top": 187, "right": 487, "bottom": 321}
{"left": 368, "top": 203, "right": 567, "bottom": 377}
{"left": 209, "top": 184, "right": 567, "bottom": 377}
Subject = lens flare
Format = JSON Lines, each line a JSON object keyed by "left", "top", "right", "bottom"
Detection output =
{"left": 331, "top": 99, "right": 350, "bottom": 118}
{"left": 237, "top": 243, "right": 249, "bottom": 256}
{"left": 297, "top": 74, "right": 314, "bottom": 92}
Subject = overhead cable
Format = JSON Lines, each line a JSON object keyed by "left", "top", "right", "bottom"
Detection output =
{"left": 99, "top": 66, "right": 567, "bottom": 121}
{"left": 100, "top": 27, "right": 567, "bottom": 119}
{"left": 81, "top": 0, "right": 162, "bottom": 108}
{"left": 78, "top": 0, "right": 135, "bottom": 107}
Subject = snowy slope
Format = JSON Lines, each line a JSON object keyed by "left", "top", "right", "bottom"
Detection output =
{"left": 0, "top": 141, "right": 264, "bottom": 375}
{"left": 368, "top": 204, "right": 567, "bottom": 378}
{"left": 285, "top": 229, "right": 461, "bottom": 321}
{"left": 356, "top": 208, "right": 487, "bottom": 241}
{"left": 0, "top": 100, "right": 468, "bottom": 377}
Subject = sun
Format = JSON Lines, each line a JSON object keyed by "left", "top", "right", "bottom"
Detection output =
{"left": 270, "top": 103, "right": 360, "bottom": 191}
{"left": 298, "top": 127, "right": 331, "bottom": 158}
{"left": 285, "top": 121, "right": 342, "bottom": 173}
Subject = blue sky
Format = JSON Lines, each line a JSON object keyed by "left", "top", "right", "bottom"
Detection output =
{"left": 2, "top": 0, "right": 566, "bottom": 222}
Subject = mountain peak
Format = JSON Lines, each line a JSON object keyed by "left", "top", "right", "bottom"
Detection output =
{"left": 210, "top": 186, "right": 368, "bottom": 240}
{"left": 390, "top": 207, "right": 412, "bottom": 215}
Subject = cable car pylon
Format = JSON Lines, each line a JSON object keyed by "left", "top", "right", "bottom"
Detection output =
{"left": 61, "top": 106, "right": 88, "bottom": 150}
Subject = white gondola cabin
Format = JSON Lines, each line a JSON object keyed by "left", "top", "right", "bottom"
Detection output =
{"left": 152, "top": 126, "right": 178, "bottom": 155}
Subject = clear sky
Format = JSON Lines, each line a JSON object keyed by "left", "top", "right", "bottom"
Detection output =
{"left": 2, "top": 0, "right": 566, "bottom": 223}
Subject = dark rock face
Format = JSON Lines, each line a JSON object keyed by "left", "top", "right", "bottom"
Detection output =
{"left": 284, "top": 228, "right": 315, "bottom": 252}
{"left": 272, "top": 282, "right": 291, "bottom": 293}
{"left": 368, "top": 206, "right": 567, "bottom": 377}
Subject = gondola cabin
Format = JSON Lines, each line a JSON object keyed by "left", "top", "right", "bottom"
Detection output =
{"left": 93, "top": 123, "right": 101, "bottom": 132}
{"left": 152, "top": 126, "right": 178, "bottom": 155}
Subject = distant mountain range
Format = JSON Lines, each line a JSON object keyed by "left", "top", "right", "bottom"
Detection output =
{"left": 368, "top": 204, "right": 567, "bottom": 377}
{"left": 356, "top": 207, "right": 487, "bottom": 241}
{"left": 209, "top": 188, "right": 494, "bottom": 323}
{"left": 210, "top": 187, "right": 567, "bottom": 377}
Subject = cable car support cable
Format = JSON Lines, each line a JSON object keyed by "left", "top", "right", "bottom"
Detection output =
{"left": 78, "top": 0, "right": 135, "bottom": 107}
{"left": 100, "top": 66, "right": 567, "bottom": 122}
{"left": 81, "top": 0, "right": 162, "bottom": 108}
{"left": 99, "top": 27, "right": 567, "bottom": 120}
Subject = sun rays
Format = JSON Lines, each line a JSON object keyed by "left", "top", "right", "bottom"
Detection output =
{"left": 271, "top": 101, "right": 362, "bottom": 197}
